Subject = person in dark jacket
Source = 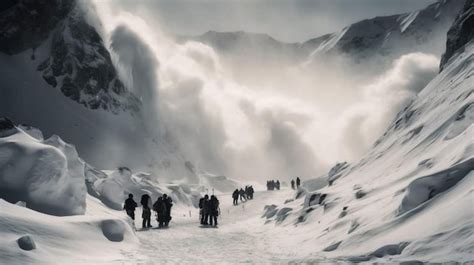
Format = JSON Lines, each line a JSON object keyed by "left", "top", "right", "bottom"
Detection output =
{"left": 291, "top": 179, "right": 295, "bottom": 190}
{"left": 296, "top": 177, "right": 301, "bottom": 188}
{"left": 239, "top": 188, "right": 246, "bottom": 201}
{"left": 201, "top": 194, "right": 210, "bottom": 225}
{"left": 199, "top": 196, "right": 205, "bottom": 224}
{"left": 209, "top": 195, "right": 220, "bottom": 226}
{"left": 163, "top": 194, "right": 173, "bottom": 227}
{"left": 140, "top": 194, "right": 152, "bottom": 229}
{"left": 232, "top": 189, "right": 239, "bottom": 206}
{"left": 123, "top": 194, "right": 137, "bottom": 220}
{"left": 275, "top": 180, "right": 280, "bottom": 190}
{"left": 153, "top": 196, "right": 168, "bottom": 228}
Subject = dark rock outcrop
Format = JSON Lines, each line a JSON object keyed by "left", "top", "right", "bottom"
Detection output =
{"left": 0, "top": 0, "right": 141, "bottom": 113}
{"left": 440, "top": 0, "right": 474, "bottom": 71}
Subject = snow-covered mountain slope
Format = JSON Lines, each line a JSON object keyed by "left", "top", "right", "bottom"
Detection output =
{"left": 260, "top": 2, "right": 474, "bottom": 262}
{"left": 0, "top": 0, "right": 201, "bottom": 182}
{"left": 0, "top": 0, "right": 139, "bottom": 113}
{"left": 186, "top": 0, "right": 463, "bottom": 67}
{"left": 308, "top": 0, "right": 465, "bottom": 61}
{"left": 181, "top": 30, "right": 305, "bottom": 64}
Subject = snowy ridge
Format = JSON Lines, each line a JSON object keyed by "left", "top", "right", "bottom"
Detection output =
{"left": 185, "top": 0, "right": 464, "bottom": 68}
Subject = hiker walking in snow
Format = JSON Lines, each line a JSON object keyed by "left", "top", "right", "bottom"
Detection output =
{"left": 163, "top": 194, "right": 173, "bottom": 227}
{"left": 247, "top": 185, "right": 254, "bottom": 199}
{"left": 124, "top": 193, "right": 137, "bottom": 220}
{"left": 239, "top": 188, "right": 246, "bottom": 201}
{"left": 291, "top": 179, "right": 295, "bottom": 190}
{"left": 153, "top": 195, "right": 168, "bottom": 228}
{"left": 200, "top": 195, "right": 210, "bottom": 224}
{"left": 276, "top": 180, "right": 280, "bottom": 190}
{"left": 209, "top": 195, "right": 220, "bottom": 226}
{"left": 141, "top": 194, "right": 152, "bottom": 229}
{"left": 296, "top": 177, "right": 301, "bottom": 188}
{"left": 232, "top": 189, "right": 239, "bottom": 206}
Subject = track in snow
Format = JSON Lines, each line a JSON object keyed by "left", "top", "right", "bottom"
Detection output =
{"left": 127, "top": 189, "right": 324, "bottom": 263}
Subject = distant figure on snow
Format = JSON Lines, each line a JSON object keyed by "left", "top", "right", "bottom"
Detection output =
{"left": 291, "top": 179, "right": 295, "bottom": 190}
{"left": 275, "top": 180, "right": 280, "bottom": 190}
{"left": 246, "top": 185, "right": 254, "bottom": 199}
{"left": 200, "top": 195, "right": 210, "bottom": 225}
{"left": 239, "top": 188, "right": 246, "bottom": 201}
{"left": 232, "top": 189, "right": 239, "bottom": 206}
{"left": 163, "top": 194, "right": 173, "bottom": 226}
{"left": 141, "top": 194, "right": 152, "bottom": 229}
{"left": 296, "top": 177, "right": 301, "bottom": 188}
{"left": 209, "top": 195, "right": 220, "bottom": 226}
{"left": 124, "top": 193, "right": 137, "bottom": 221}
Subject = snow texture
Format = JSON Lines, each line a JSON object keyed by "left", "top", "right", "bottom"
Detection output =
{"left": 0, "top": 122, "right": 86, "bottom": 216}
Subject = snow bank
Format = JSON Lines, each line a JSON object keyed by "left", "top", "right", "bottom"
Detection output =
{"left": 0, "top": 198, "right": 138, "bottom": 264}
{"left": 87, "top": 166, "right": 202, "bottom": 210}
{"left": 0, "top": 118, "right": 86, "bottom": 216}
{"left": 198, "top": 173, "right": 241, "bottom": 193}
{"left": 398, "top": 158, "right": 474, "bottom": 216}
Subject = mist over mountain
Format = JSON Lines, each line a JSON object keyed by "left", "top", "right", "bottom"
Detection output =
{"left": 0, "top": 0, "right": 465, "bottom": 182}
{"left": 0, "top": 0, "right": 473, "bottom": 263}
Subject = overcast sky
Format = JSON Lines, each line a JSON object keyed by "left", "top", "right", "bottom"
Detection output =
{"left": 116, "top": 0, "right": 436, "bottom": 42}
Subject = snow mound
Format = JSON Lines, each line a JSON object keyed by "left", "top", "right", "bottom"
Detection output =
{"left": 0, "top": 198, "right": 138, "bottom": 264}
{"left": 398, "top": 158, "right": 474, "bottom": 216}
{"left": 87, "top": 166, "right": 201, "bottom": 210}
{"left": 0, "top": 120, "right": 86, "bottom": 216}
{"left": 198, "top": 173, "right": 241, "bottom": 193}
{"left": 301, "top": 177, "right": 328, "bottom": 192}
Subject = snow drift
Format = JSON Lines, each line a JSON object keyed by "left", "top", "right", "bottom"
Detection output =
{"left": 0, "top": 118, "right": 86, "bottom": 216}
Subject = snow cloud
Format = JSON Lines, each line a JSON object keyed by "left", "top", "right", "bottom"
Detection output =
{"left": 90, "top": 1, "right": 439, "bottom": 181}
{"left": 337, "top": 53, "right": 439, "bottom": 159}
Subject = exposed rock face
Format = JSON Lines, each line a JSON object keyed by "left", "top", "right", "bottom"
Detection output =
{"left": 440, "top": 0, "right": 474, "bottom": 71}
{"left": 0, "top": 0, "right": 140, "bottom": 113}
{"left": 0, "top": 0, "right": 74, "bottom": 54}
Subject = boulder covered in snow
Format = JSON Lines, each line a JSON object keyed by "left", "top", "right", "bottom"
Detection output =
{"left": 0, "top": 120, "right": 86, "bottom": 216}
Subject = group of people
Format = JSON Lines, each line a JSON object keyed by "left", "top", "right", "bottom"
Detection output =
{"left": 123, "top": 193, "right": 173, "bottom": 229}
{"left": 232, "top": 186, "right": 254, "bottom": 205}
{"left": 199, "top": 194, "right": 220, "bottom": 226}
{"left": 291, "top": 177, "right": 301, "bottom": 189}
{"left": 266, "top": 180, "right": 280, "bottom": 191}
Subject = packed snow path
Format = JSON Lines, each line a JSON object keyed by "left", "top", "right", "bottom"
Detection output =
{"left": 127, "top": 189, "right": 325, "bottom": 263}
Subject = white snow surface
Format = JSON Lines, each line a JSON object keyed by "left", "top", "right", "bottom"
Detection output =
{"left": 260, "top": 42, "right": 474, "bottom": 263}
{"left": 0, "top": 127, "right": 86, "bottom": 216}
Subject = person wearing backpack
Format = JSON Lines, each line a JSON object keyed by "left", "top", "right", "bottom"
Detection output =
{"left": 140, "top": 194, "right": 152, "bottom": 229}
{"left": 209, "top": 195, "right": 220, "bottom": 227}
{"left": 153, "top": 196, "right": 167, "bottom": 228}
{"left": 123, "top": 193, "right": 137, "bottom": 221}
{"left": 200, "top": 194, "right": 210, "bottom": 225}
